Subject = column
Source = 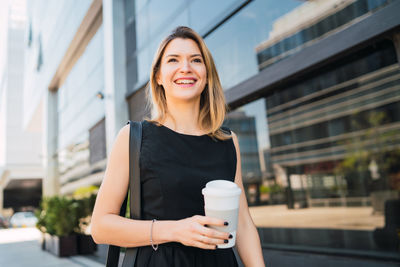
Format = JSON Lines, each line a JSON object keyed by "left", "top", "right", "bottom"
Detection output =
{"left": 0, "top": 187, "right": 3, "bottom": 213}
{"left": 103, "top": 0, "right": 129, "bottom": 155}
{"left": 42, "top": 90, "right": 59, "bottom": 196}
{"left": 286, "top": 168, "right": 295, "bottom": 209}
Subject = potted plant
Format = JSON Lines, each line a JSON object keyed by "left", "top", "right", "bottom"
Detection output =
{"left": 35, "top": 196, "right": 80, "bottom": 257}
{"left": 73, "top": 186, "right": 98, "bottom": 254}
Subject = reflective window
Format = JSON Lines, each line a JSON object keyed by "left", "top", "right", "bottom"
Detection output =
{"left": 134, "top": 7, "right": 148, "bottom": 51}
{"left": 135, "top": 46, "right": 152, "bottom": 87}
{"left": 147, "top": 0, "right": 186, "bottom": 40}
{"left": 256, "top": 0, "right": 393, "bottom": 70}
{"left": 224, "top": 99, "right": 269, "bottom": 185}
{"left": 135, "top": 0, "right": 149, "bottom": 15}
{"left": 188, "top": 0, "right": 245, "bottom": 35}
{"left": 126, "top": 0, "right": 248, "bottom": 92}
{"left": 206, "top": 0, "right": 302, "bottom": 89}
{"left": 126, "top": 0, "right": 400, "bottom": 258}
{"left": 205, "top": 0, "right": 392, "bottom": 89}
{"left": 226, "top": 39, "right": 400, "bottom": 257}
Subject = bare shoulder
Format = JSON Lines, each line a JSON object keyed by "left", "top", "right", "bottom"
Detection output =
{"left": 230, "top": 131, "right": 239, "bottom": 149}
{"left": 114, "top": 124, "right": 130, "bottom": 145}
{"left": 119, "top": 124, "right": 130, "bottom": 137}
{"left": 108, "top": 124, "right": 130, "bottom": 161}
{"left": 91, "top": 124, "right": 130, "bottom": 219}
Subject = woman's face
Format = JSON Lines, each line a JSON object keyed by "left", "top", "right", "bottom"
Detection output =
{"left": 157, "top": 38, "right": 207, "bottom": 103}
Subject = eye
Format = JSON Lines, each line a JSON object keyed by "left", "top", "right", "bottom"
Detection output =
{"left": 192, "top": 58, "right": 203, "bottom": 63}
{"left": 167, "top": 58, "right": 178, "bottom": 63}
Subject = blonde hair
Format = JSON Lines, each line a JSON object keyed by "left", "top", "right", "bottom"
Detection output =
{"left": 147, "top": 26, "right": 230, "bottom": 140}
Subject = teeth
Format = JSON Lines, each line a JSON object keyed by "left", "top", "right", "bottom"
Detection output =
{"left": 176, "top": 79, "right": 195, "bottom": 84}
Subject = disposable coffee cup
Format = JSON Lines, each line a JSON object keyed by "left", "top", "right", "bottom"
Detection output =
{"left": 202, "top": 180, "right": 241, "bottom": 248}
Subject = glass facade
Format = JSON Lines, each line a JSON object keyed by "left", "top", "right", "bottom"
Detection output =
{"left": 126, "top": 0, "right": 400, "bottom": 260}
{"left": 58, "top": 26, "right": 106, "bottom": 185}
{"left": 256, "top": 0, "right": 393, "bottom": 70}
{"left": 232, "top": 40, "right": 400, "bottom": 255}
{"left": 124, "top": 0, "right": 248, "bottom": 92}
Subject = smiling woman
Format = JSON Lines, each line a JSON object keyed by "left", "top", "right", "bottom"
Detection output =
{"left": 156, "top": 38, "right": 207, "bottom": 105}
{"left": 91, "top": 26, "right": 265, "bottom": 267}
{"left": 148, "top": 26, "right": 229, "bottom": 139}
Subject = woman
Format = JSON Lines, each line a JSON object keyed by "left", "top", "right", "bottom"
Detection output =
{"left": 91, "top": 26, "right": 265, "bottom": 267}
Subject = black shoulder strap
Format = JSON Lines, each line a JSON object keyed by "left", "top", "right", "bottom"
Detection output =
{"left": 106, "top": 121, "right": 142, "bottom": 267}
{"left": 128, "top": 121, "right": 142, "bottom": 220}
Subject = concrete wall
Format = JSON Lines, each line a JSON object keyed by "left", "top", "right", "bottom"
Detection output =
{"left": 23, "top": 0, "right": 92, "bottom": 130}
{"left": 58, "top": 25, "right": 105, "bottom": 150}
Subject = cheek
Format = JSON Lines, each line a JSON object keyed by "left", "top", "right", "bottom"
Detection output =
{"left": 160, "top": 69, "right": 174, "bottom": 84}
{"left": 197, "top": 66, "right": 207, "bottom": 80}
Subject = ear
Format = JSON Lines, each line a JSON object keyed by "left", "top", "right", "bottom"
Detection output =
{"left": 156, "top": 71, "right": 162, "bottom": 86}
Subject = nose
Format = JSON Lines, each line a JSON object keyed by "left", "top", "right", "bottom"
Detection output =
{"left": 179, "top": 59, "right": 191, "bottom": 73}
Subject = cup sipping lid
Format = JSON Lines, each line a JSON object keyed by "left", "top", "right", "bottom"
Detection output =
{"left": 202, "top": 180, "right": 241, "bottom": 197}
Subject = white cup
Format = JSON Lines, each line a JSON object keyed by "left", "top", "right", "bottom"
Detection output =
{"left": 202, "top": 180, "right": 241, "bottom": 248}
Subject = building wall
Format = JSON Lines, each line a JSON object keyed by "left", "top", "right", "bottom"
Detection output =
{"left": 57, "top": 25, "right": 106, "bottom": 192}
{"left": 0, "top": 0, "right": 43, "bottom": 170}
{"left": 23, "top": 0, "right": 92, "bottom": 131}
{"left": 58, "top": 26, "right": 105, "bottom": 150}
{"left": 6, "top": 27, "right": 42, "bottom": 167}
{"left": 20, "top": 0, "right": 400, "bottom": 263}
{"left": 0, "top": 0, "right": 43, "bottom": 212}
{"left": 0, "top": 0, "right": 10, "bottom": 166}
{"left": 23, "top": 0, "right": 109, "bottom": 195}
{"left": 124, "top": 0, "right": 400, "bottom": 262}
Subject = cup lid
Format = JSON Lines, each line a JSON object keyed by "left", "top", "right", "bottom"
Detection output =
{"left": 202, "top": 180, "right": 241, "bottom": 197}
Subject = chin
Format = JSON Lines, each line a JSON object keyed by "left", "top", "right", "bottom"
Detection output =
{"left": 169, "top": 92, "right": 202, "bottom": 103}
{"left": 169, "top": 88, "right": 204, "bottom": 102}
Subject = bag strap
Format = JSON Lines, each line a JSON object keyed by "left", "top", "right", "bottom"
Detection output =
{"left": 106, "top": 121, "right": 142, "bottom": 267}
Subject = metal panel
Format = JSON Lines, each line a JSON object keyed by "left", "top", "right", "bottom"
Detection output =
{"left": 89, "top": 118, "right": 107, "bottom": 165}
{"left": 128, "top": 86, "right": 151, "bottom": 122}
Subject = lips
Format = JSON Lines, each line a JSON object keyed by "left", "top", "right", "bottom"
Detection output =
{"left": 174, "top": 77, "right": 197, "bottom": 85}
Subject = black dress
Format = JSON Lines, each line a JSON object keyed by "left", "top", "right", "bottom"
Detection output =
{"left": 134, "top": 120, "right": 239, "bottom": 267}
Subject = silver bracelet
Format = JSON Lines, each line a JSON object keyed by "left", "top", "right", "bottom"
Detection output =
{"left": 150, "top": 219, "right": 158, "bottom": 251}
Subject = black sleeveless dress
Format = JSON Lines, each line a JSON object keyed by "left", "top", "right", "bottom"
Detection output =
{"left": 134, "top": 120, "right": 239, "bottom": 267}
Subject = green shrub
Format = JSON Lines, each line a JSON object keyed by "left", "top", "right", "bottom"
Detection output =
{"left": 35, "top": 186, "right": 98, "bottom": 236}
{"left": 36, "top": 196, "right": 79, "bottom": 236}
{"left": 270, "top": 184, "right": 284, "bottom": 194}
{"left": 259, "top": 185, "right": 270, "bottom": 194}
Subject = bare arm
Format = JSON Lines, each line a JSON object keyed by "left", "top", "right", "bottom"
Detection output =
{"left": 91, "top": 124, "right": 231, "bottom": 249}
{"left": 232, "top": 132, "right": 266, "bottom": 267}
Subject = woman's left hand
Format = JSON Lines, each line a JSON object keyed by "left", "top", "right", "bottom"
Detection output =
{"left": 171, "top": 215, "right": 231, "bottom": 249}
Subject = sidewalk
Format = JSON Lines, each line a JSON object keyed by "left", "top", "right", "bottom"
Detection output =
{"left": 249, "top": 205, "right": 384, "bottom": 230}
{"left": 0, "top": 228, "right": 103, "bottom": 267}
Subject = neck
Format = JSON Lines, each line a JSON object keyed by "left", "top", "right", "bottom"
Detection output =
{"left": 162, "top": 97, "right": 204, "bottom": 135}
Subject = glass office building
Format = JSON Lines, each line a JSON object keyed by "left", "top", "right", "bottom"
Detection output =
{"left": 24, "top": 0, "right": 400, "bottom": 265}
{"left": 125, "top": 0, "right": 400, "bottom": 264}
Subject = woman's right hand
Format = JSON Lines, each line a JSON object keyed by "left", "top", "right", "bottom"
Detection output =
{"left": 173, "top": 215, "right": 232, "bottom": 249}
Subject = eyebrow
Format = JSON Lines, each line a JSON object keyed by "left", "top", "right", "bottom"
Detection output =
{"left": 165, "top": 54, "right": 203, "bottom": 58}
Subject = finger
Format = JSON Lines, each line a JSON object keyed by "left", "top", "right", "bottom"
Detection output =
{"left": 198, "top": 234, "right": 227, "bottom": 245}
{"left": 192, "top": 240, "right": 217, "bottom": 250}
{"left": 201, "top": 227, "right": 230, "bottom": 240}
{"left": 194, "top": 215, "right": 227, "bottom": 227}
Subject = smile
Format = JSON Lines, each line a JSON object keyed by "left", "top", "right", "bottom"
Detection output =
{"left": 175, "top": 79, "right": 195, "bottom": 84}
{"left": 174, "top": 77, "right": 198, "bottom": 87}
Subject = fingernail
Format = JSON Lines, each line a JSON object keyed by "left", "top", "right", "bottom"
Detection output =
{"left": 229, "top": 234, "right": 233, "bottom": 239}
{"left": 224, "top": 221, "right": 229, "bottom": 226}
{"left": 224, "top": 240, "right": 228, "bottom": 243}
